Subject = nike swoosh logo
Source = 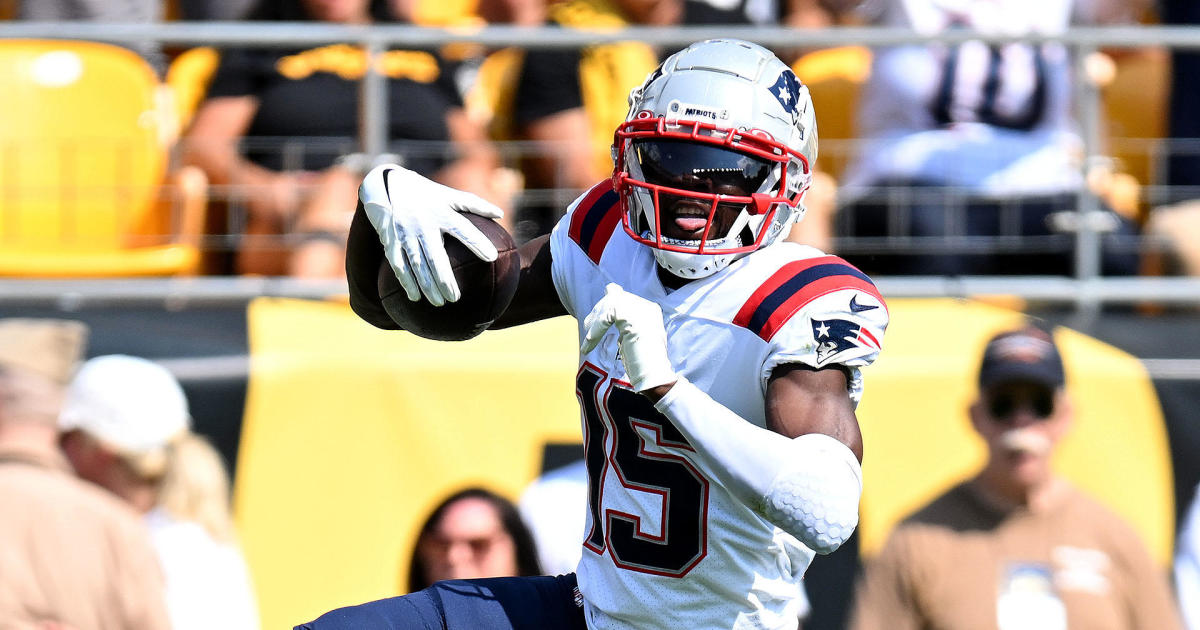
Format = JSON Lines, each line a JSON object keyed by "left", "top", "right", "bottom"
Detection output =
{"left": 850, "top": 295, "right": 878, "bottom": 313}
{"left": 381, "top": 167, "right": 395, "bottom": 204}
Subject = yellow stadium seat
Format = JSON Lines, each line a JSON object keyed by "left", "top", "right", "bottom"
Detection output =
{"left": 791, "top": 46, "right": 872, "bottom": 181}
{"left": 0, "top": 39, "right": 207, "bottom": 276}
{"left": 166, "top": 45, "right": 220, "bottom": 133}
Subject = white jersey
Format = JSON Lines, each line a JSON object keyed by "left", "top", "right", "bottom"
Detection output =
{"left": 841, "top": 0, "right": 1125, "bottom": 198}
{"left": 548, "top": 182, "right": 889, "bottom": 630}
{"left": 145, "top": 507, "right": 259, "bottom": 630}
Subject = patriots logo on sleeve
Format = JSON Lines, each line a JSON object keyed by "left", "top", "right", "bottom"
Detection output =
{"left": 812, "top": 317, "right": 881, "bottom": 365}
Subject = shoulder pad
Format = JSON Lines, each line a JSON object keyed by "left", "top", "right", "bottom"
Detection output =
{"left": 566, "top": 180, "right": 622, "bottom": 263}
{"left": 733, "top": 255, "right": 884, "bottom": 342}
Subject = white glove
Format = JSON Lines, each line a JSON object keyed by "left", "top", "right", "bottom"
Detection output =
{"left": 581, "top": 284, "right": 677, "bottom": 392}
{"left": 359, "top": 164, "right": 505, "bottom": 307}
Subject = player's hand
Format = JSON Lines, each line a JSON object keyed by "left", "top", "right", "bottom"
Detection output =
{"left": 581, "top": 283, "right": 677, "bottom": 393}
{"left": 359, "top": 164, "right": 504, "bottom": 307}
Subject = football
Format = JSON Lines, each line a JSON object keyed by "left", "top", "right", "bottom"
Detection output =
{"left": 377, "top": 213, "right": 520, "bottom": 341}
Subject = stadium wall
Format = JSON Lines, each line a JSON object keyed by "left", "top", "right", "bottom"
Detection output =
{"left": 6, "top": 297, "right": 1197, "bottom": 629}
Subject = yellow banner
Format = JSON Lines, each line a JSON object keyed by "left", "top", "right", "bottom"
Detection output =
{"left": 235, "top": 298, "right": 582, "bottom": 629}
{"left": 235, "top": 297, "right": 1173, "bottom": 629}
{"left": 855, "top": 299, "right": 1173, "bottom": 565}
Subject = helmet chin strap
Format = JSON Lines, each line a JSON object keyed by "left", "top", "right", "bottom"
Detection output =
{"left": 650, "top": 205, "right": 805, "bottom": 281}
{"left": 642, "top": 213, "right": 754, "bottom": 280}
{"left": 652, "top": 246, "right": 745, "bottom": 280}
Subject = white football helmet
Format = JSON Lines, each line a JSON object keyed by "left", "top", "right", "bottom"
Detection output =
{"left": 613, "top": 39, "right": 818, "bottom": 279}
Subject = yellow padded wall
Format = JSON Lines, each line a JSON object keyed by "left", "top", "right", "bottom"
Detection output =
{"left": 235, "top": 298, "right": 583, "bottom": 629}
{"left": 235, "top": 297, "right": 1174, "bottom": 629}
{"left": 855, "top": 299, "right": 1174, "bottom": 569}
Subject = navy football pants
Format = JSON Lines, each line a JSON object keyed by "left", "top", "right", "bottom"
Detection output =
{"left": 296, "top": 574, "right": 588, "bottom": 629}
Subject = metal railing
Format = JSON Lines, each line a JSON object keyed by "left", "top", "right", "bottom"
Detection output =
{"left": 2, "top": 22, "right": 1200, "bottom": 310}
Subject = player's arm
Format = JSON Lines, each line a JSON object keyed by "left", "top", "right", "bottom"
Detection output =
{"left": 347, "top": 164, "right": 564, "bottom": 330}
{"left": 647, "top": 366, "right": 864, "bottom": 554}
{"left": 763, "top": 363, "right": 862, "bottom": 459}
{"left": 584, "top": 284, "right": 864, "bottom": 553}
{"left": 490, "top": 234, "right": 568, "bottom": 328}
{"left": 647, "top": 363, "right": 861, "bottom": 454}
{"left": 346, "top": 198, "right": 402, "bottom": 329}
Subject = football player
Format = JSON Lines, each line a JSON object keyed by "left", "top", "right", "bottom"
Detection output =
{"left": 303, "top": 38, "right": 888, "bottom": 630}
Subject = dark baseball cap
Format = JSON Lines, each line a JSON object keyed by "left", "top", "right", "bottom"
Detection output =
{"left": 978, "top": 327, "right": 1065, "bottom": 389}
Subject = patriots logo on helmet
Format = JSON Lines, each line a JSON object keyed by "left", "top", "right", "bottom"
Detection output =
{"left": 769, "top": 70, "right": 803, "bottom": 121}
{"left": 812, "top": 317, "right": 881, "bottom": 365}
{"left": 645, "top": 63, "right": 665, "bottom": 88}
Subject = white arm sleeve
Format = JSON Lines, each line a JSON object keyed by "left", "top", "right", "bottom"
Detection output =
{"left": 653, "top": 377, "right": 862, "bottom": 554}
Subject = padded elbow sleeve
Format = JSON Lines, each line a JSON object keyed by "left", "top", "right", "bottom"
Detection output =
{"left": 763, "top": 433, "right": 862, "bottom": 554}
{"left": 653, "top": 379, "right": 862, "bottom": 554}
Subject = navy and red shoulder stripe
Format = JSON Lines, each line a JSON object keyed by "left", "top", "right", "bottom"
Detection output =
{"left": 733, "top": 256, "right": 885, "bottom": 342}
{"left": 567, "top": 181, "right": 622, "bottom": 264}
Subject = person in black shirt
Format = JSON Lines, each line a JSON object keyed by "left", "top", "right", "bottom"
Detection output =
{"left": 184, "top": 0, "right": 510, "bottom": 277}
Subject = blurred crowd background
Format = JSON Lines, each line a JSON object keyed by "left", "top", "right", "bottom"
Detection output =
{"left": 2, "top": 0, "right": 1200, "bottom": 629}
{"left": 2, "top": 0, "right": 1197, "bottom": 281}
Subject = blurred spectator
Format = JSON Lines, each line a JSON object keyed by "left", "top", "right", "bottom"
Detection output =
{"left": 389, "top": 0, "right": 544, "bottom": 27}
{"left": 683, "top": 0, "right": 838, "bottom": 30}
{"left": 17, "top": 0, "right": 166, "bottom": 74}
{"left": 407, "top": 486, "right": 542, "bottom": 592}
{"left": 1142, "top": 1, "right": 1200, "bottom": 278}
{"left": 1143, "top": 199, "right": 1200, "bottom": 276}
{"left": 506, "top": 0, "right": 842, "bottom": 245}
{"left": 836, "top": 0, "right": 1148, "bottom": 276}
{"left": 183, "top": 0, "right": 511, "bottom": 277}
{"left": 682, "top": 0, "right": 842, "bottom": 29}
{"left": 848, "top": 326, "right": 1183, "bottom": 630}
{"left": 1178, "top": 482, "right": 1200, "bottom": 630}
{"left": 1163, "top": 0, "right": 1200, "bottom": 202}
{"left": 59, "top": 354, "right": 260, "bottom": 630}
{"left": 505, "top": 0, "right": 664, "bottom": 241}
{"left": 0, "top": 320, "right": 171, "bottom": 630}
{"left": 175, "top": 0, "right": 256, "bottom": 19}
{"left": 518, "top": 459, "right": 588, "bottom": 576}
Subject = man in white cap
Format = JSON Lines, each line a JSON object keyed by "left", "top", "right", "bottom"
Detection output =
{"left": 59, "top": 355, "right": 192, "bottom": 511}
{"left": 0, "top": 320, "right": 170, "bottom": 629}
{"left": 59, "top": 354, "right": 260, "bottom": 630}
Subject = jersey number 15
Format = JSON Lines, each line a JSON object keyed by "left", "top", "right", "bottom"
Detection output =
{"left": 577, "top": 365, "right": 710, "bottom": 577}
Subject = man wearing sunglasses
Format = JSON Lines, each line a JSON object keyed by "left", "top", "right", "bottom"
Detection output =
{"left": 849, "top": 326, "right": 1183, "bottom": 630}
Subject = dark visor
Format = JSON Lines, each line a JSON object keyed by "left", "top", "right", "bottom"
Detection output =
{"left": 632, "top": 139, "right": 773, "bottom": 197}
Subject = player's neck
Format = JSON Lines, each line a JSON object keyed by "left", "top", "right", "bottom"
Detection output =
{"left": 657, "top": 266, "right": 693, "bottom": 291}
